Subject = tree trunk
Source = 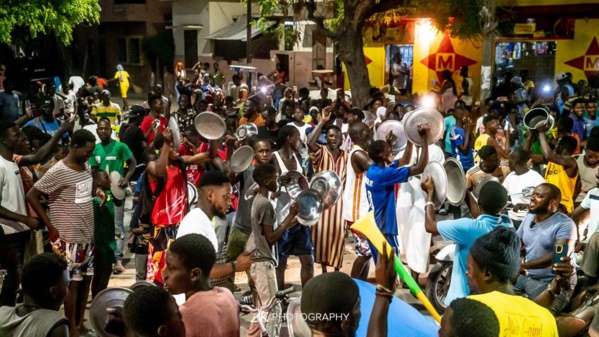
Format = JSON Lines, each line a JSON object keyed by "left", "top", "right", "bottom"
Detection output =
{"left": 480, "top": 0, "right": 496, "bottom": 102}
{"left": 337, "top": 26, "right": 371, "bottom": 109}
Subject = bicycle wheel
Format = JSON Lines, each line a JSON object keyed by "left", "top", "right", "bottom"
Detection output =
{"left": 259, "top": 301, "right": 283, "bottom": 337}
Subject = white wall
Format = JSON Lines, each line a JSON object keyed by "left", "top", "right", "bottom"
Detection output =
{"left": 172, "top": 0, "right": 246, "bottom": 61}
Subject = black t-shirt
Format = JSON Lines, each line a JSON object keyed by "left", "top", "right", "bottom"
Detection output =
{"left": 121, "top": 124, "right": 146, "bottom": 164}
{"left": 257, "top": 126, "right": 279, "bottom": 148}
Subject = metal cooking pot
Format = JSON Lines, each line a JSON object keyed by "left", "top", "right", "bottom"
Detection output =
{"left": 422, "top": 161, "right": 447, "bottom": 209}
{"left": 230, "top": 146, "right": 254, "bottom": 173}
{"left": 444, "top": 157, "right": 466, "bottom": 206}
{"left": 168, "top": 116, "right": 182, "bottom": 149}
{"left": 90, "top": 287, "right": 133, "bottom": 337}
{"left": 402, "top": 107, "right": 444, "bottom": 146}
{"left": 235, "top": 123, "right": 259, "bottom": 141}
{"left": 375, "top": 120, "right": 408, "bottom": 154}
{"left": 296, "top": 189, "right": 324, "bottom": 226}
{"left": 309, "top": 170, "right": 342, "bottom": 210}
{"left": 281, "top": 171, "right": 309, "bottom": 200}
{"left": 194, "top": 111, "right": 226, "bottom": 140}
{"left": 524, "top": 107, "right": 554, "bottom": 130}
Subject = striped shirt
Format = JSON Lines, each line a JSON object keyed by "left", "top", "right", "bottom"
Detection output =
{"left": 92, "top": 101, "right": 121, "bottom": 124}
{"left": 34, "top": 161, "right": 94, "bottom": 243}
{"left": 465, "top": 164, "right": 511, "bottom": 191}
{"left": 310, "top": 144, "right": 347, "bottom": 268}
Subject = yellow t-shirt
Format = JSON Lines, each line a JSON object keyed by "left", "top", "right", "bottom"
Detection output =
{"left": 114, "top": 70, "right": 130, "bottom": 86}
{"left": 469, "top": 291, "right": 558, "bottom": 337}
{"left": 473, "top": 133, "right": 491, "bottom": 165}
{"left": 544, "top": 161, "right": 578, "bottom": 212}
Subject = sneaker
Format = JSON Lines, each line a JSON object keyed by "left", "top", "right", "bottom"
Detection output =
{"left": 240, "top": 295, "right": 253, "bottom": 306}
{"left": 438, "top": 208, "right": 448, "bottom": 216}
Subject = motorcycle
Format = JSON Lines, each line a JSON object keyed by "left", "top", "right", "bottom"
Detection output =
{"left": 425, "top": 242, "right": 455, "bottom": 314}
{"left": 424, "top": 186, "right": 536, "bottom": 314}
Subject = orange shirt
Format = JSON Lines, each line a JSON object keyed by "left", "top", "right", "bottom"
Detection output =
{"left": 239, "top": 113, "right": 265, "bottom": 127}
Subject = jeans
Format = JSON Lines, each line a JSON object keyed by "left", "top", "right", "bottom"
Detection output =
{"left": 114, "top": 203, "right": 125, "bottom": 262}
{"left": 514, "top": 274, "right": 572, "bottom": 314}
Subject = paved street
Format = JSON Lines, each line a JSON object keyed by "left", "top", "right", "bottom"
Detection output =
{"left": 71, "top": 93, "right": 450, "bottom": 335}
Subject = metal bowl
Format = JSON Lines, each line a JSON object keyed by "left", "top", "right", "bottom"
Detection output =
{"left": 296, "top": 189, "right": 324, "bottom": 226}
{"left": 422, "top": 161, "right": 447, "bottom": 209}
{"left": 168, "top": 116, "right": 181, "bottom": 149}
{"left": 402, "top": 107, "right": 444, "bottom": 146}
{"left": 235, "top": 123, "right": 259, "bottom": 140}
{"left": 309, "top": 170, "right": 342, "bottom": 210}
{"left": 230, "top": 146, "right": 254, "bottom": 173}
{"left": 90, "top": 287, "right": 133, "bottom": 337}
{"left": 194, "top": 111, "right": 226, "bottom": 140}
{"left": 375, "top": 120, "right": 408, "bottom": 154}
{"left": 443, "top": 157, "right": 466, "bottom": 206}
{"left": 129, "top": 281, "right": 156, "bottom": 291}
{"left": 281, "top": 171, "right": 309, "bottom": 199}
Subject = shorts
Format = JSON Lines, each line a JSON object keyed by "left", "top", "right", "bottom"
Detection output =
{"left": 347, "top": 221, "right": 371, "bottom": 257}
{"left": 278, "top": 225, "right": 313, "bottom": 260}
{"left": 51, "top": 240, "right": 93, "bottom": 281}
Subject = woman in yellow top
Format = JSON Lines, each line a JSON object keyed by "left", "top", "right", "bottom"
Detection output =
{"left": 533, "top": 123, "right": 580, "bottom": 213}
{"left": 109, "top": 64, "right": 132, "bottom": 111}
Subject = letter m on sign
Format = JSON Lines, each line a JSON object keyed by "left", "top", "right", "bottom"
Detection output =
{"left": 437, "top": 53, "right": 454, "bottom": 71}
{"left": 584, "top": 56, "right": 599, "bottom": 71}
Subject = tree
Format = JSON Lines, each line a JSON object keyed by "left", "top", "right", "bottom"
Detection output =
{"left": 0, "top": 0, "right": 100, "bottom": 45}
{"left": 255, "top": 0, "right": 484, "bottom": 107}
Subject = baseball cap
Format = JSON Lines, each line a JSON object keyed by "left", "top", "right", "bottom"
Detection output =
{"left": 128, "top": 105, "right": 145, "bottom": 119}
{"left": 556, "top": 72, "right": 568, "bottom": 81}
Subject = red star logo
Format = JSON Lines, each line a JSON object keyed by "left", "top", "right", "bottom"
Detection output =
{"left": 564, "top": 37, "right": 599, "bottom": 81}
{"left": 420, "top": 33, "right": 477, "bottom": 80}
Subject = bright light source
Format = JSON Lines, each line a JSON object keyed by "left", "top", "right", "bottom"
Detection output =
{"left": 420, "top": 95, "right": 436, "bottom": 108}
{"left": 260, "top": 87, "right": 268, "bottom": 94}
{"left": 416, "top": 19, "right": 436, "bottom": 44}
{"left": 543, "top": 84, "right": 551, "bottom": 93}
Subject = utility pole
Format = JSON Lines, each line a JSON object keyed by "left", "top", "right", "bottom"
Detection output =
{"left": 246, "top": 0, "right": 252, "bottom": 65}
{"left": 480, "top": 0, "right": 496, "bottom": 102}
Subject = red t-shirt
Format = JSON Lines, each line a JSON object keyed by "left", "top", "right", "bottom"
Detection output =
{"left": 179, "top": 144, "right": 201, "bottom": 187}
{"left": 140, "top": 115, "right": 168, "bottom": 143}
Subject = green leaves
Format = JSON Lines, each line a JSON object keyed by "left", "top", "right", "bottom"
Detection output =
{"left": 0, "top": 0, "right": 100, "bottom": 45}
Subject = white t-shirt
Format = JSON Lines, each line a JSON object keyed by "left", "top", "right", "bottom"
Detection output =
{"left": 0, "top": 156, "right": 26, "bottom": 216}
{"left": 502, "top": 170, "right": 545, "bottom": 221}
{"left": 288, "top": 122, "right": 311, "bottom": 143}
{"left": 52, "top": 94, "right": 65, "bottom": 117}
{"left": 69, "top": 76, "right": 85, "bottom": 93}
{"left": 176, "top": 208, "right": 218, "bottom": 252}
{"left": 581, "top": 187, "right": 599, "bottom": 242}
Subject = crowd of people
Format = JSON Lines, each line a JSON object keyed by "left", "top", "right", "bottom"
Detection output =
{"left": 1, "top": 60, "right": 599, "bottom": 337}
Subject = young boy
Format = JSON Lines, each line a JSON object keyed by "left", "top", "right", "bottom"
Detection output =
{"left": 91, "top": 170, "right": 116, "bottom": 298}
{"left": 123, "top": 286, "right": 185, "bottom": 337}
{"left": 163, "top": 234, "right": 239, "bottom": 337}
{"left": 247, "top": 164, "right": 299, "bottom": 337}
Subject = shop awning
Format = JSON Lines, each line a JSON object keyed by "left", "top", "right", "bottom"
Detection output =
{"left": 205, "top": 15, "right": 270, "bottom": 41}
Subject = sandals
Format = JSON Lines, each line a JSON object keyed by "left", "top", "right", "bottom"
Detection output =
{"left": 113, "top": 262, "right": 125, "bottom": 274}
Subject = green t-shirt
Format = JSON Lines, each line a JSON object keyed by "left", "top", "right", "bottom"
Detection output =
{"left": 93, "top": 190, "right": 116, "bottom": 262}
{"left": 89, "top": 140, "right": 133, "bottom": 176}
